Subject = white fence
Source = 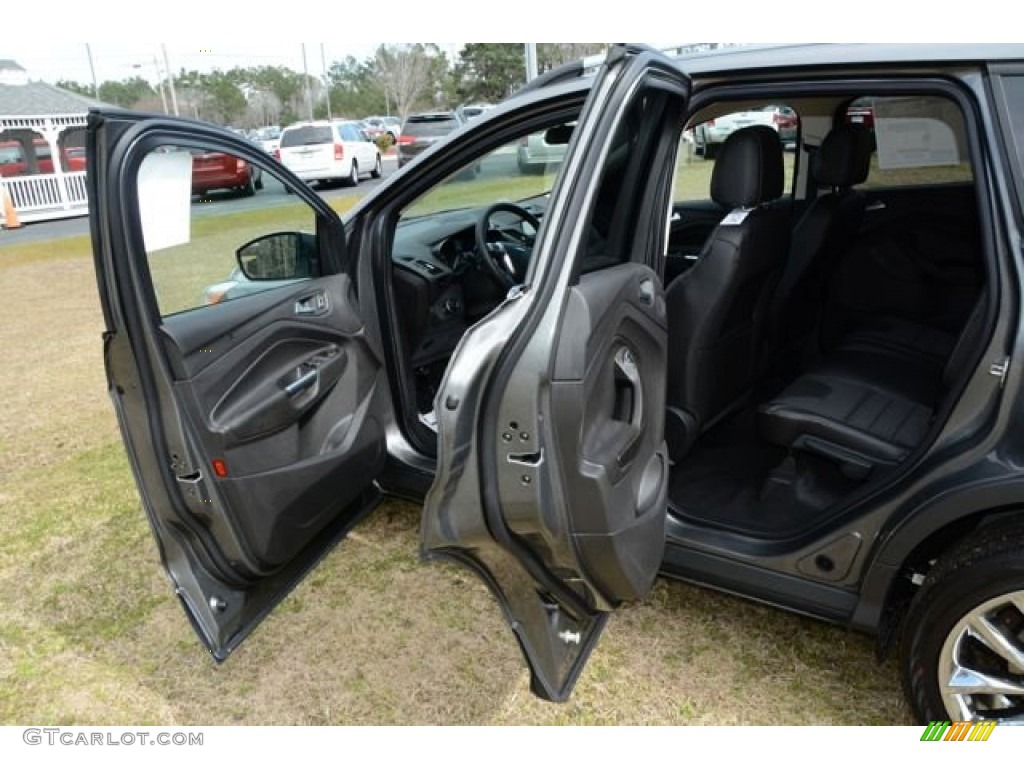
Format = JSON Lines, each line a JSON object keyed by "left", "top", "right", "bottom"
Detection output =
{"left": 1, "top": 113, "right": 90, "bottom": 225}
{"left": 3, "top": 171, "right": 88, "bottom": 223}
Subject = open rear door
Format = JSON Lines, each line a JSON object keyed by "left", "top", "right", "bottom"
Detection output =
{"left": 422, "top": 46, "right": 691, "bottom": 700}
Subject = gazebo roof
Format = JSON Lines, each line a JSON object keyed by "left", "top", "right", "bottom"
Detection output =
{"left": 0, "top": 81, "right": 109, "bottom": 117}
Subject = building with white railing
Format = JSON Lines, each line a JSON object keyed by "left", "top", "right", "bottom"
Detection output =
{"left": 1, "top": 59, "right": 110, "bottom": 225}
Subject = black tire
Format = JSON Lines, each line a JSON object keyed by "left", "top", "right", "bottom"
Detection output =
{"left": 239, "top": 177, "right": 256, "bottom": 197}
{"left": 254, "top": 172, "right": 264, "bottom": 191}
{"left": 347, "top": 160, "right": 359, "bottom": 187}
{"left": 899, "top": 520, "right": 1024, "bottom": 723}
{"left": 371, "top": 154, "right": 382, "bottom": 179}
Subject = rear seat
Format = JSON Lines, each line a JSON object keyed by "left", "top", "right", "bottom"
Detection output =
{"left": 836, "top": 315, "right": 958, "bottom": 367}
{"left": 758, "top": 296, "right": 985, "bottom": 474}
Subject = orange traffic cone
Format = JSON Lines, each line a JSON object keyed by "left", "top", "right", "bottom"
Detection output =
{"left": 2, "top": 185, "right": 22, "bottom": 230}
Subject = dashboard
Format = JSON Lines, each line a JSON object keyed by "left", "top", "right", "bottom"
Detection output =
{"left": 390, "top": 202, "right": 545, "bottom": 368}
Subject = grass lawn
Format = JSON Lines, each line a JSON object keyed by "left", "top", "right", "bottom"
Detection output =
{"left": 0, "top": 166, "right": 913, "bottom": 725}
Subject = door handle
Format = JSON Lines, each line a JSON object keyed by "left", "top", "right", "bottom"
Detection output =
{"left": 283, "top": 365, "right": 318, "bottom": 396}
{"left": 294, "top": 291, "right": 328, "bottom": 316}
{"left": 611, "top": 346, "right": 644, "bottom": 468}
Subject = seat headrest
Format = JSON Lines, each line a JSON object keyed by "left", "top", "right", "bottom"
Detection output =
{"left": 816, "top": 123, "right": 873, "bottom": 188}
{"left": 710, "top": 125, "right": 784, "bottom": 209}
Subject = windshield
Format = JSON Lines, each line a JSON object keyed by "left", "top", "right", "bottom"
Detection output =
{"left": 280, "top": 126, "right": 333, "bottom": 147}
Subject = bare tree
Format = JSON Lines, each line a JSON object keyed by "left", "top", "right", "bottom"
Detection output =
{"left": 372, "top": 44, "right": 442, "bottom": 123}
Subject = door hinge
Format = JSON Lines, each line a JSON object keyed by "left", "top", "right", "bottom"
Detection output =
{"left": 989, "top": 357, "right": 1010, "bottom": 388}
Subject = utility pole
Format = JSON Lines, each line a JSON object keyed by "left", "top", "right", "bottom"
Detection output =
{"left": 320, "top": 43, "right": 332, "bottom": 121}
{"left": 85, "top": 44, "right": 98, "bottom": 98}
{"left": 135, "top": 60, "right": 168, "bottom": 113}
{"left": 525, "top": 43, "right": 538, "bottom": 82}
{"left": 161, "top": 45, "right": 179, "bottom": 116}
{"left": 302, "top": 44, "right": 313, "bottom": 120}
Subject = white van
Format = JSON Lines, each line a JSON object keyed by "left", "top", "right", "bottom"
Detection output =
{"left": 277, "top": 120, "right": 382, "bottom": 187}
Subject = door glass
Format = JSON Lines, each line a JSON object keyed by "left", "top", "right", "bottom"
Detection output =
{"left": 136, "top": 144, "right": 315, "bottom": 317}
{"left": 842, "top": 95, "right": 973, "bottom": 188}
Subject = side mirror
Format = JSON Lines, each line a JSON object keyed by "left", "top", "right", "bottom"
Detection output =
{"left": 544, "top": 124, "right": 575, "bottom": 145}
{"left": 235, "top": 231, "right": 317, "bottom": 281}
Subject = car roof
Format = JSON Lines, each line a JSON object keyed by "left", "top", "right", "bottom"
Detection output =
{"left": 505, "top": 43, "right": 1024, "bottom": 111}
{"left": 668, "top": 43, "right": 1024, "bottom": 76}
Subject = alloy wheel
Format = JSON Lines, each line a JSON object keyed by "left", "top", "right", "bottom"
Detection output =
{"left": 938, "top": 590, "right": 1024, "bottom": 722}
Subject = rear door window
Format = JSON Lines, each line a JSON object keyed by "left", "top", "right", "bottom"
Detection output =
{"left": 280, "top": 126, "right": 333, "bottom": 147}
{"left": 844, "top": 95, "right": 973, "bottom": 188}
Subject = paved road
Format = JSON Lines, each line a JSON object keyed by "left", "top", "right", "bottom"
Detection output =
{"left": 1, "top": 150, "right": 535, "bottom": 249}
{"left": 1, "top": 155, "right": 400, "bottom": 248}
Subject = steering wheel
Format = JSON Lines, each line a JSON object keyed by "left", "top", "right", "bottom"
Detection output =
{"left": 475, "top": 202, "right": 541, "bottom": 290}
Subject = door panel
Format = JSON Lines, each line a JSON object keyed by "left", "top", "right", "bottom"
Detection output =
{"left": 88, "top": 111, "right": 389, "bottom": 658}
{"left": 163, "top": 274, "right": 387, "bottom": 571}
{"left": 421, "top": 45, "right": 688, "bottom": 701}
{"left": 533, "top": 263, "right": 668, "bottom": 601}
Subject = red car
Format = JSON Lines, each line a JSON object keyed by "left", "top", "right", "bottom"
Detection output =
{"left": 845, "top": 98, "right": 876, "bottom": 129}
{"left": 0, "top": 140, "right": 87, "bottom": 177}
{"left": 190, "top": 150, "right": 263, "bottom": 197}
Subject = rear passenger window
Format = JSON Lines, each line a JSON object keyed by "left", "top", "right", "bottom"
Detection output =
{"left": 845, "top": 95, "right": 973, "bottom": 188}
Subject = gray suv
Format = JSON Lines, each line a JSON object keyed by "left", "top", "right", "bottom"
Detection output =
{"left": 87, "top": 43, "right": 1024, "bottom": 724}
{"left": 396, "top": 111, "right": 463, "bottom": 168}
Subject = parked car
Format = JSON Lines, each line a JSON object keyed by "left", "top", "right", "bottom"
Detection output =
{"left": 516, "top": 123, "right": 572, "bottom": 173}
{"left": 250, "top": 126, "right": 282, "bottom": 155}
{"left": 0, "top": 139, "right": 87, "bottom": 177}
{"left": 364, "top": 116, "right": 401, "bottom": 143}
{"left": 845, "top": 97, "right": 876, "bottom": 129}
{"left": 277, "top": 119, "right": 382, "bottom": 187}
{"left": 397, "top": 111, "right": 463, "bottom": 168}
{"left": 457, "top": 103, "right": 493, "bottom": 121}
{"left": 357, "top": 119, "right": 384, "bottom": 142}
{"left": 693, "top": 104, "right": 798, "bottom": 157}
{"left": 190, "top": 149, "right": 263, "bottom": 197}
{"left": 87, "top": 43, "right": 1024, "bottom": 724}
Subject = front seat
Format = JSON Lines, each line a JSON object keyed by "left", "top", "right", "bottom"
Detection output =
{"left": 665, "top": 125, "right": 789, "bottom": 458}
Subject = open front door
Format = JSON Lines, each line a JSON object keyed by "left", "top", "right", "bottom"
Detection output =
{"left": 88, "top": 111, "right": 390, "bottom": 659}
{"left": 422, "top": 47, "right": 690, "bottom": 700}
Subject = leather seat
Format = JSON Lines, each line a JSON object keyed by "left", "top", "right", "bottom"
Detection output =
{"left": 766, "top": 122, "right": 874, "bottom": 365}
{"left": 758, "top": 295, "right": 986, "bottom": 472}
{"left": 758, "top": 364, "right": 935, "bottom": 470}
{"left": 666, "top": 125, "right": 789, "bottom": 456}
{"left": 838, "top": 315, "right": 957, "bottom": 366}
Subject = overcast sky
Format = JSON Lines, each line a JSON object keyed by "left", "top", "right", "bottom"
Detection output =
{"left": 3, "top": 44, "right": 468, "bottom": 86}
